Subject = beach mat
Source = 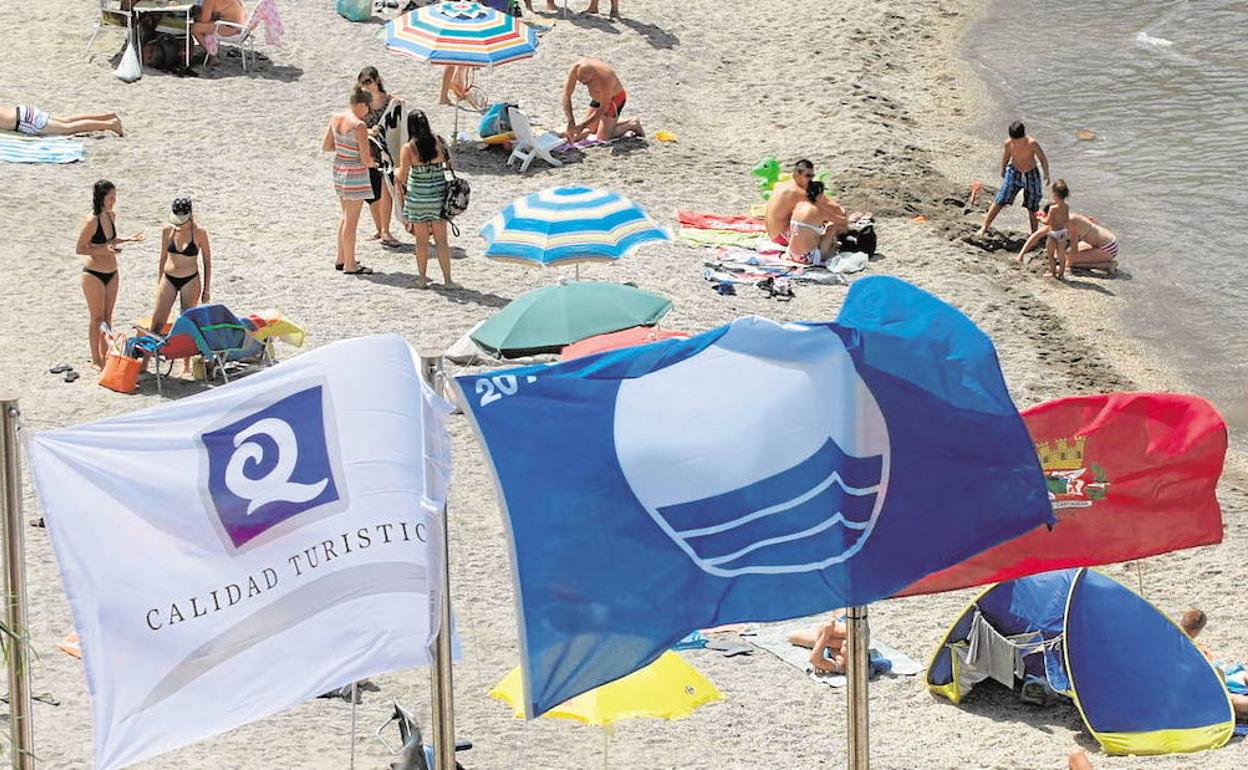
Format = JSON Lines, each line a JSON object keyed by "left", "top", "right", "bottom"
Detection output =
{"left": 0, "top": 133, "right": 85, "bottom": 164}
{"left": 750, "top": 618, "right": 922, "bottom": 688}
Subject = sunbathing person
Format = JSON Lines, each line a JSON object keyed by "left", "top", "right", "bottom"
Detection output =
{"left": 1179, "top": 608, "right": 1248, "bottom": 721}
{"left": 788, "top": 611, "right": 848, "bottom": 673}
{"left": 1017, "top": 179, "right": 1071, "bottom": 278}
{"left": 2, "top": 105, "right": 122, "bottom": 137}
{"left": 149, "top": 197, "right": 212, "bottom": 334}
{"left": 561, "top": 57, "right": 642, "bottom": 142}
{"left": 1063, "top": 213, "right": 1119, "bottom": 276}
{"left": 75, "top": 180, "right": 145, "bottom": 369}
{"left": 787, "top": 181, "right": 848, "bottom": 265}
{"left": 192, "top": 0, "right": 247, "bottom": 67}
{"left": 764, "top": 160, "right": 816, "bottom": 246}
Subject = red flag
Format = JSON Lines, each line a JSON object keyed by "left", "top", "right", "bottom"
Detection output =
{"left": 898, "top": 392, "right": 1226, "bottom": 597}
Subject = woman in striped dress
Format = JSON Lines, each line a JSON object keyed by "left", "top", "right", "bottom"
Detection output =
{"left": 396, "top": 110, "right": 455, "bottom": 290}
{"left": 321, "top": 86, "right": 375, "bottom": 275}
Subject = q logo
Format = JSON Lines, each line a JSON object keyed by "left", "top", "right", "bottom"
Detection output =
{"left": 201, "top": 384, "right": 345, "bottom": 551}
{"left": 613, "top": 320, "right": 889, "bottom": 577}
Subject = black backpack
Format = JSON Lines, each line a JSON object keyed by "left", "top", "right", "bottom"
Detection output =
{"left": 440, "top": 141, "right": 470, "bottom": 235}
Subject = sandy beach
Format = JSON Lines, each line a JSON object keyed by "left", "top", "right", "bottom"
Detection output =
{"left": 1, "top": 0, "right": 1244, "bottom": 767}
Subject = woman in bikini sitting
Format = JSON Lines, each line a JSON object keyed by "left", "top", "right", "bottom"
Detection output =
{"left": 150, "top": 197, "right": 212, "bottom": 334}
{"left": 1018, "top": 178, "right": 1071, "bottom": 278}
{"left": 75, "top": 180, "right": 145, "bottom": 369}
{"left": 1063, "top": 212, "right": 1120, "bottom": 276}
{"left": 786, "top": 180, "right": 847, "bottom": 265}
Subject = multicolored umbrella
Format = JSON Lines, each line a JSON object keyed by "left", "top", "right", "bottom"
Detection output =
{"left": 470, "top": 281, "right": 672, "bottom": 358}
{"left": 480, "top": 186, "right": 672, "bottom": 267}
{"left": 382, "top": 1, "right": 539, "bottom": 68}
{"left": 489, "top": 651, "right": 723, "bottom": 724}
{"left": 560, "top": 326, "right": 688, "bottom": 361}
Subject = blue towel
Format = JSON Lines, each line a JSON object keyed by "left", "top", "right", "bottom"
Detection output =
{"left": 673, "top": 630, "right": 707, "bottom": 650}
{"left": 0, "top": 134, "right": 85, "bottom": 164}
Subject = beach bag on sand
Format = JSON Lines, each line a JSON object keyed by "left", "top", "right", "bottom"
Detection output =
{"left": 479, "top": 102, "right": 516, "bottom": 139}
{"left": 99, "top": 350, "right": 142, "bottom": 394}
{"left": 114, "top": 35, "right": 142, "bottom": 83}
{"left": 336, "top": 0, "right": 372, "bottom": 22}
{"left": 838, "top": 220, "right": 876, "bottom": 256}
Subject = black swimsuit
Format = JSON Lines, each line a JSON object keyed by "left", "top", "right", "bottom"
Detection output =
{"left": 83, "top": 213, "right": 118, "bottom": 286}
{"left": 164, "top": 227, "right": 201, "bottom": 291}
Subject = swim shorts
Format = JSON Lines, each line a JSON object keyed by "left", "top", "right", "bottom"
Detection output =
{"left": 15, "top": 105, "right": 49, "bottom": 136}
{"left": 588, "top": 89, "right": 627, "bottom": 118}
{"left": 994, "top": 164, "right": 1042, "bottom": 211}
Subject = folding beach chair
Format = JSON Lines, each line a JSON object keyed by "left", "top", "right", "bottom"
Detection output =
{"left": 129, "top": 304, "right": 267, "bottom": 393}
{"left": 506, "top": 107, "right": 562, "bottom": 172}
{"left": 205, "top": 0, "right": 283, "bottom": 72}
{"left": 86, "top": 0, "right": 133, "bottom": 59}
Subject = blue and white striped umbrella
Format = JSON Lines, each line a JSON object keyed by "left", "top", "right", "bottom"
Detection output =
{"left": 480, "top": 186, "right": 672, "bottom": 267}
{"left": 383, "top": 1, "right": 539, "bottom": 68}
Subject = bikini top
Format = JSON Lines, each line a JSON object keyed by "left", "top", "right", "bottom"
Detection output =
{"left": 90, "top": 212, "right": 114, "bottom": 245}
{"left": 167, "top": 226, "right": 198, "bottom": 257}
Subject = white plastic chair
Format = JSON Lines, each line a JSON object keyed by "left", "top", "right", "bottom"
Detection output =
{"left": 506, "top": 107, "right": 563, "bottom": 173}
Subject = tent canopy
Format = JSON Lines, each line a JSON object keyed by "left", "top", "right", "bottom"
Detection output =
{"left": 927, "top": 568, "right": 1233, "bottom": 756}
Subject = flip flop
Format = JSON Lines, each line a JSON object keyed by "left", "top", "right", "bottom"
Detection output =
{"left": 344, "top": 265, "right": 374, "bottom": 275}
{"left": 49, "top": 363, "right": 72, "bottom": 374}
{"left": 334, "top": 263, "right": 344, "bottom": 271}
{"left": 380, "top": 237, "right": 403, "bottom": 248}
{"left": 64, "top": 371, "right": 80, "bottom": 383}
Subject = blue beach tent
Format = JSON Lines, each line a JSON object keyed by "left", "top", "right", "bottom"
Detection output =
{"left": 927, "top": 568, "right": 1233, "bottom": 756}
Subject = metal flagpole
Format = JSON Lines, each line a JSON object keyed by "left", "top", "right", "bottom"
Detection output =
{"left": 845, "top": 605, "right": 870, "bottom": 770}
{"left": 418, "top": 353, "right": 456, "bottom": 770}
{"left": 1, "top": 399, "right": 34, "bottom": 770}
{"left": 348, "top": 680, "right": 359, "bottom": 770}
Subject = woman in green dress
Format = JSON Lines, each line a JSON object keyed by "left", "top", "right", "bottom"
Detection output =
{"left": 396, "top": 110, "right": 455, "bottom": 290}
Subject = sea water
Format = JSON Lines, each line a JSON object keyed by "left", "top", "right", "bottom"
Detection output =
{"left": 967, "top": 0, "right": 1248, "bottom": 449}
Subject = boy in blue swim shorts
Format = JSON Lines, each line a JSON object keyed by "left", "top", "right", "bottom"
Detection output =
{"left": 978, "top": 120, "right": 1050, "bottom": 235}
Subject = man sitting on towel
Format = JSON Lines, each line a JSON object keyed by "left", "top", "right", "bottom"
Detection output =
{"left": 788, "top": 611, "right": 848, "bottom": 674}
{"left": 765, "top": 159, "right": 817, "bottom": 248}
{"left": 561, "top": 57, "right": 643, "bottom": 143}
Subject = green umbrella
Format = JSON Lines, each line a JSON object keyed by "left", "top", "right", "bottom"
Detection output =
{"left": 472, "top": 282, "right": 673, "bottom": 358}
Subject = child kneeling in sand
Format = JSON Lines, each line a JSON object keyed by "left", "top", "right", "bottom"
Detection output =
{"left": 1, "top": 105, "right": 123, "bottom": 137}
{"left": 1018, "top": 179, "right": 1071, "bottom": 278}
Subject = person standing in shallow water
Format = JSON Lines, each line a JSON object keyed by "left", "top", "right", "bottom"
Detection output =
{"left": 396, "top": 110, "right": 457, "bottom": 290}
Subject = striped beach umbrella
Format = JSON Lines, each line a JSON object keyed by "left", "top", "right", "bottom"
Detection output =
{"left": 480, "top": 186, "right": 672, "bottom": 268}
{"left": 382, "top": 1, "right": 539, "bottom": 68}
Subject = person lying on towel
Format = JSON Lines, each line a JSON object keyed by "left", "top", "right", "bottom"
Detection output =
{"left": 788, "top": 611, "right": 848, "bottom": 674}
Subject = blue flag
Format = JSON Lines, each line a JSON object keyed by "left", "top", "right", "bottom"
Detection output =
{"left": 457, "top": 276, "right": 1053, "bottom": 717}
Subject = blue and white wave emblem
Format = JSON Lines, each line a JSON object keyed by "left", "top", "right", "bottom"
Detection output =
{"left": 613, "top": 318, "right": 891, "bottom": 576}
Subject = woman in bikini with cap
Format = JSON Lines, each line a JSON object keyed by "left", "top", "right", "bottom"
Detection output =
{"left": 150, "top": 197, "right": 213, "bottom": 334}
{"left": 75, "top": 180, "right": 146, "bottom": 369}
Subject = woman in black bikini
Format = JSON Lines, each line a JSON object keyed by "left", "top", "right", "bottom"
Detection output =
{"left": 75, "top": 180, "right": 145, "bottom": 369}
{"left": 151, "top": 197, "right": 213, "bottom": 334}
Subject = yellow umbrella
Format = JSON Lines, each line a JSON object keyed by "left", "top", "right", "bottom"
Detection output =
{"left": 489, "top": 651, "right": 723, "bottom": 725}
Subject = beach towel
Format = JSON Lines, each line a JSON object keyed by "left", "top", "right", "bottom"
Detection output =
{"left": 553, "top": 136, "right": 621, "bottom": 153}
{"left": 677, "top": 210, "right": 767, "bottom": 233}
{"left": 749, "top": 618, "right": 922, "bottom": 688}
{"left": 0, "top": 134, "right": 84, "bottom": 164}
{"left": 677, "top": 227, "right": 781, "bottom": 251}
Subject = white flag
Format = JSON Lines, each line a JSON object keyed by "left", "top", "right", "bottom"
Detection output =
{"left": 30, "top": 335, "right": 451, "bottom": 769}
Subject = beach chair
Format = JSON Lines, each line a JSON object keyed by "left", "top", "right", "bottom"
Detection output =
{"left": 506, "top": 107, "right": 562, "bottom": 173}
{"left": 207, "top": 0, "right": 282, "bottom": 72}
{"left": 130, "top": 304, "right": 266, "bottom": 393}
{"left": 86, "top": 0, "right": 134, "bottom": 58}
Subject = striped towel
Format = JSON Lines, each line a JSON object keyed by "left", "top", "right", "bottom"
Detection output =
{"left": 0, "top": 134, "right": 85, "bottom": 164}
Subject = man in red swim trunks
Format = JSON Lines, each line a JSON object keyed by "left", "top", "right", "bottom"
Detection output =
{"left": 561, "top": 57, "right": 643, "bottom": 143}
